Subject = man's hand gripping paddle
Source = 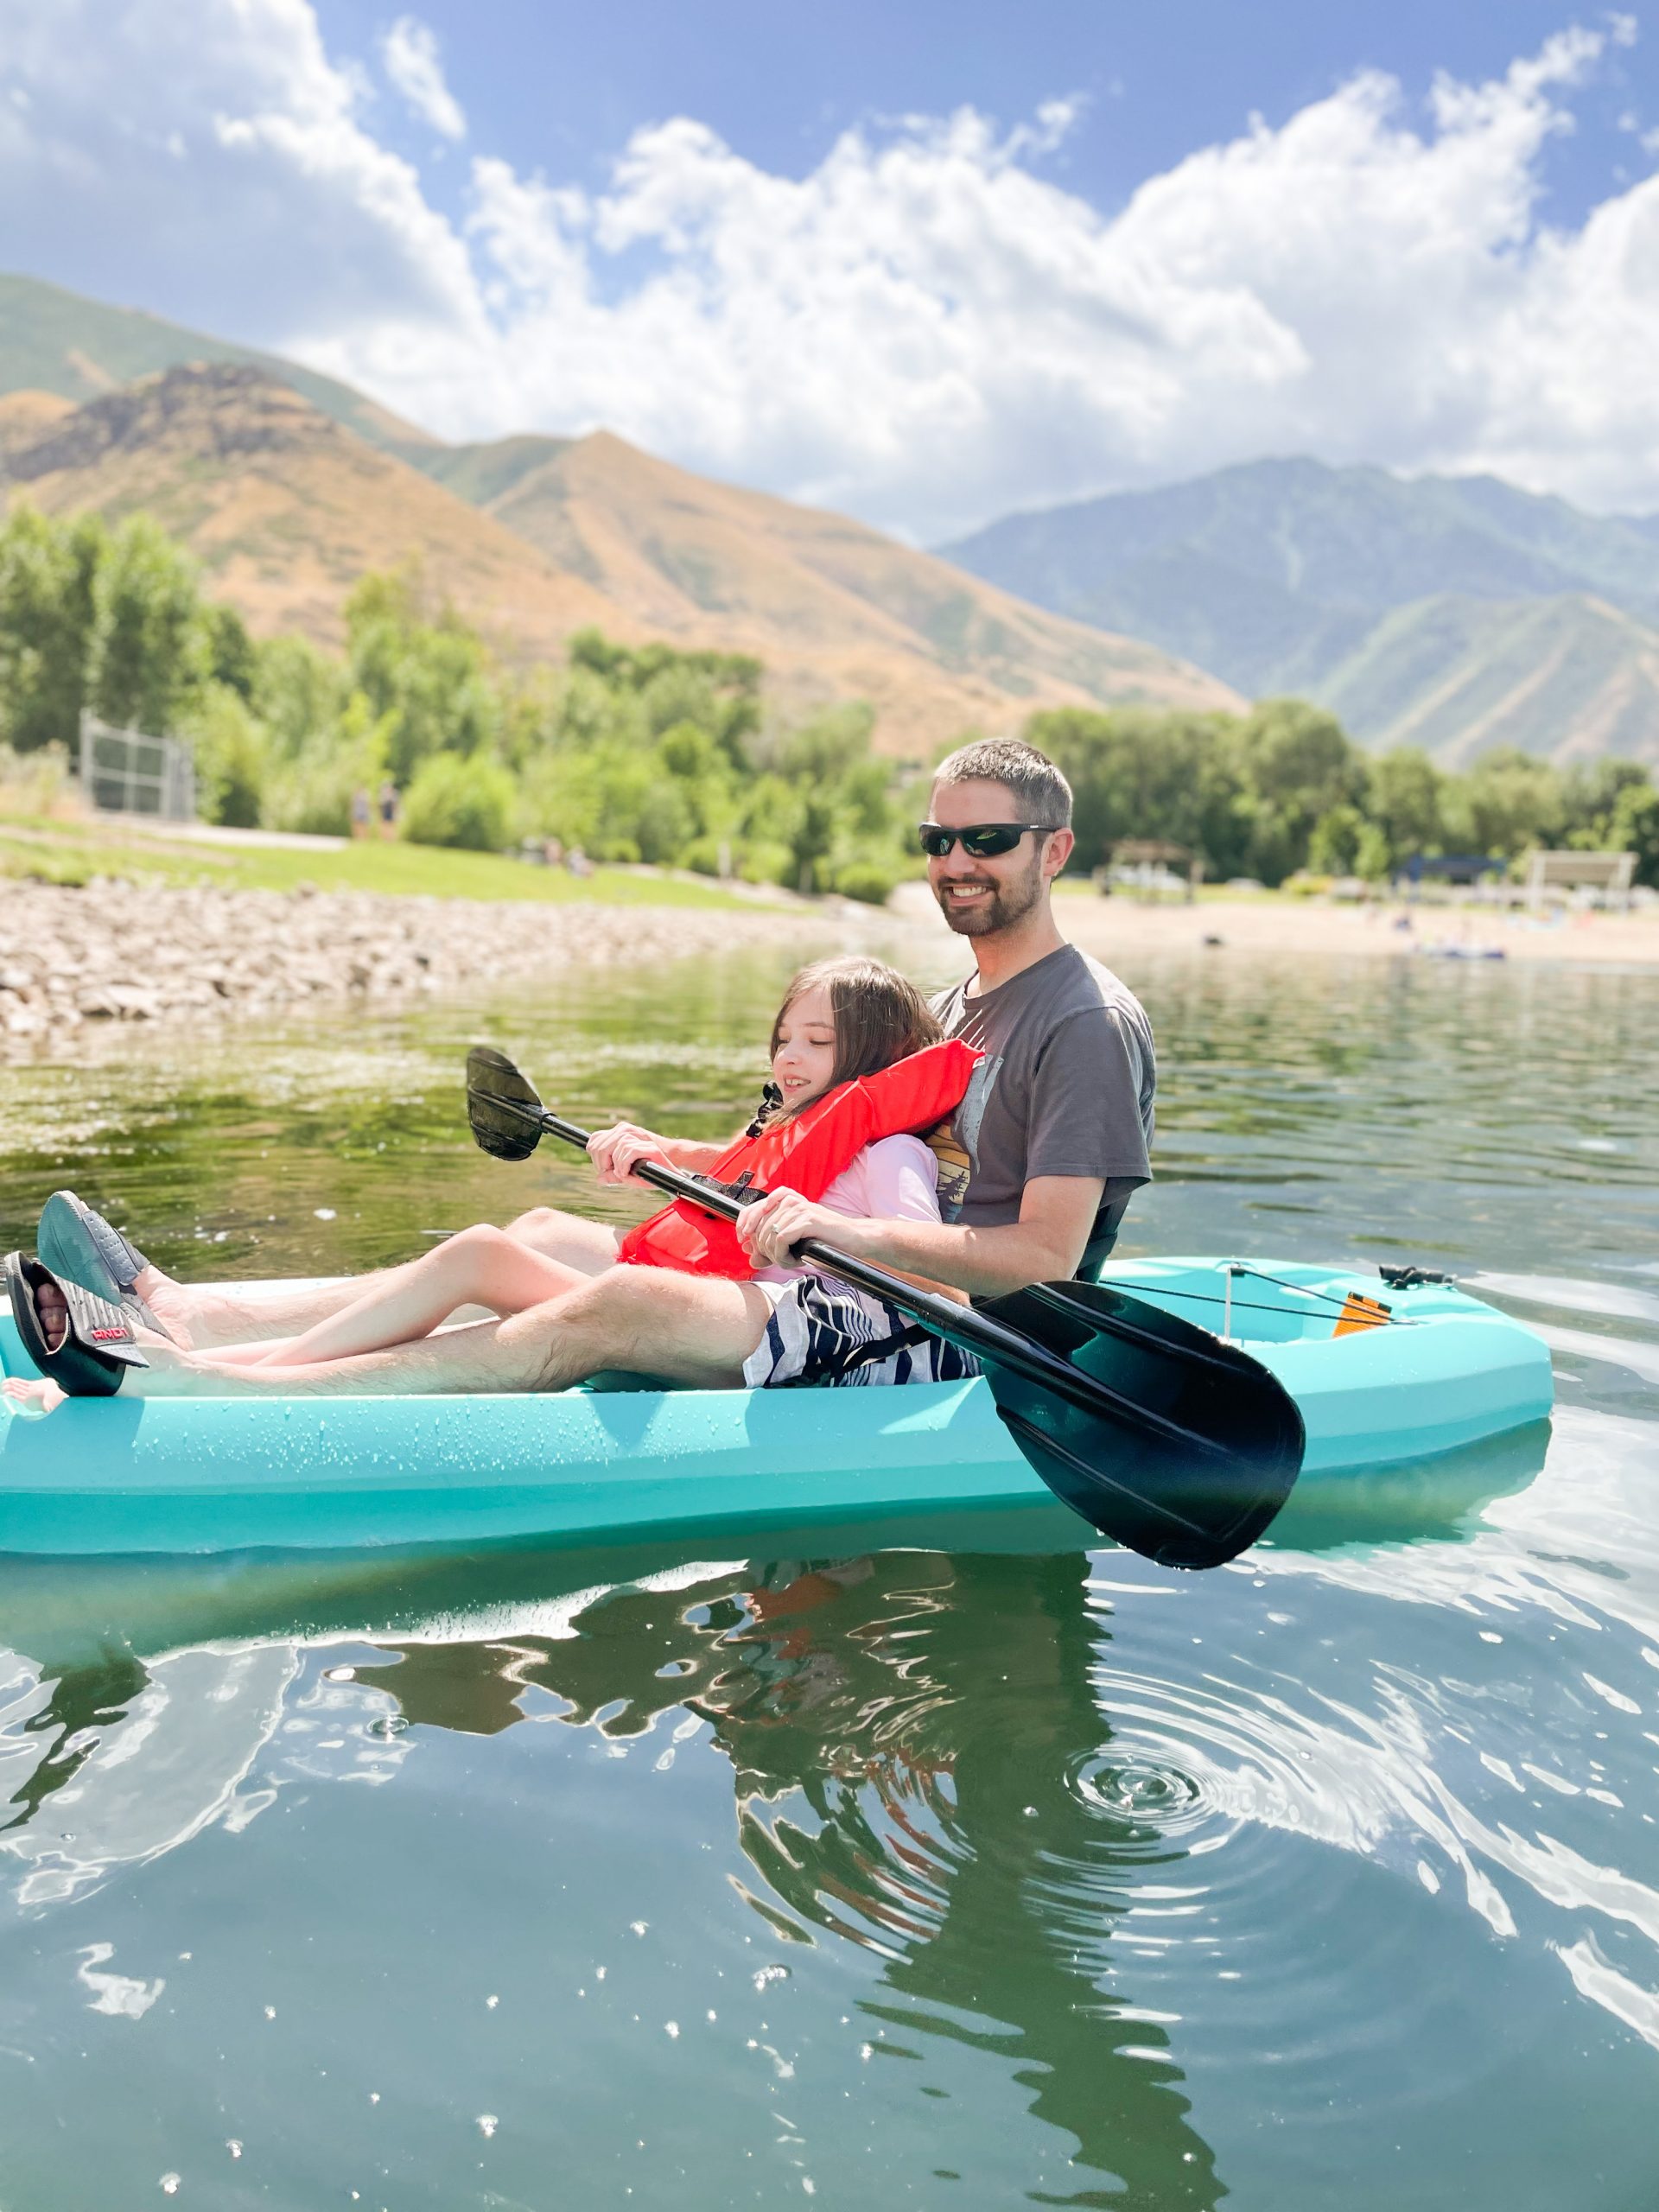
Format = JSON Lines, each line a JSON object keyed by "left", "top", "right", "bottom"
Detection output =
{"left": 466, "top": 1045, "right": 1306, "bottom": 1570}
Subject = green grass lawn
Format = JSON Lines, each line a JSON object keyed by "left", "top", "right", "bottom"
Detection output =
{"left": 0, "top": 815, "right": 762, "bottom": 908}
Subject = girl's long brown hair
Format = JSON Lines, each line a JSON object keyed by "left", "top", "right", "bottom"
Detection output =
{"left": 766, "top": 957, "right": 941, "bottom": 1117}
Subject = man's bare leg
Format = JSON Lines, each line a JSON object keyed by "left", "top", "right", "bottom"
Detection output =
{"left": 122, "top": 1267, "right": 767, "bottom": 1400}
{"left": 136, "top": 1209, "right": 624, "bottom": 1349}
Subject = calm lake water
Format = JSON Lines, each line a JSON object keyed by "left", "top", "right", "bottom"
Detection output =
{"left": 1, "top": 937, "right": 1657, "bottom": 2210}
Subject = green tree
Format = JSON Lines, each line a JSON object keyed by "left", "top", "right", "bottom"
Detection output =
{"left": 789, "top": 791, "right": 840, "bottom": 894}
{"left": 199, "top": 601, "right": 257, "bottom": 702}
{"left": 346, "top": 568, "right": 499, "bottom": 781}
{"left": 1366, "top": 747, "right": 1445, "bottom": 864}
{"left": 87, "top": 514, "right": 203, "bottom": 737}
{"left": 181, "top": 682, "right": 269, "bottom": 828}
{"left": 253, "top": 633, "right": 349, "bottom": 758}
{"left": 1353, "top": 821, "right": 1394, "bottom": 882}
{"left": 1028, "top": 706, "right": 1249, "bottom": 875}
{"left": 1306, "top": 804, "right": 1365, "bottom": 875}
{"left": 1560, "top": 758, "right": 1651, "bottom": 849}
{"left": 567, "top": 629, "right": 762, "bottom": 762}
{"left": 1231, "top": 698, "right": 1365, "bottom": 880}
{"left": 1440, "top": 747, "right": 1564, "bottom": 860}
{"left": 0, "top": 506, "right": 105, "bottom": 753}
{"left": 262, "top": 690, "right": 392, "bottom": 836}
{"left": 1611, "top": 779, "right": 1659, "bottom": 889}
{"left": 770, "top": 702, "right": 877, "bottom": 787}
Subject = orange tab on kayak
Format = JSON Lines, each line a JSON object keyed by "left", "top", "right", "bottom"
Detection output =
{"left": 1333, "top": 1292, "right": 1392, "bottom": 1337}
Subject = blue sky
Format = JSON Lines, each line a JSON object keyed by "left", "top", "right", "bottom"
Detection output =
{"left": 331, "top": 0, "right": 1657, "bottom": 226}
{"left": 2, "top": 2, "right": 1657, "bottom": 537}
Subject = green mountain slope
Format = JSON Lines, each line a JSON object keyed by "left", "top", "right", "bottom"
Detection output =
{"left": 938, "top": 457, "right": 1659, "bottom": 763}
{"left": 0, "top": 270, "right": 435, "bottom": 455}
{"left": 1314, "top": 594, "right": 1659, "bottom": 766}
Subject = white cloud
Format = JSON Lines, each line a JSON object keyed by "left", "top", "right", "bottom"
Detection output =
{"left": 0, "top": 0, "right": 480, "bottom": 351}
{"left": 2, "top": 2, "right": 1658, "bottom": 537}
{"left": 382, "top": 16, "right": 465, "bottom": 143}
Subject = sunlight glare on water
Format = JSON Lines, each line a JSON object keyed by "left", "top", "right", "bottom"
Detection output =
{"left": 1, "top": 940, "right": 1656, "bottom": 2209}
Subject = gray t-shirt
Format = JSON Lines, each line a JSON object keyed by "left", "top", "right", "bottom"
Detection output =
{"left": 929, "top": 944, "right": 1156, "bottom": 1252}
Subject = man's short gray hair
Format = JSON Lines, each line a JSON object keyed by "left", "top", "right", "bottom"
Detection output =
{"left": 931, "top": 737, "right": 1073, "bottom": 830}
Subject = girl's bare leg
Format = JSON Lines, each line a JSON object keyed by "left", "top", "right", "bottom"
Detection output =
{"left": 133, "top": 1210, "right": 620, "bottom": 1348}
{"left": 199, "top": 1336, "right": 306, "bottom": 1366}
{"left": 253, "top": 1226, "right": 594, "bottom": 1369}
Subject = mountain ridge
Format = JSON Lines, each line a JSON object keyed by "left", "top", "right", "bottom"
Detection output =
{"left": 0, "top": 329, "right": 1238, "bottom": 753}
{"left": 938, "top": 456, "right": 1659, "bottom": 764}
{"left": 0, "top": 362, "right": 632, "bottom": 655}
{"left": 0, "top": 270, "right": 435, "bottom": 457}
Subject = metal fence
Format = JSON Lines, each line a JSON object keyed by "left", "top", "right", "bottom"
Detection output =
{"left": 78, "top": 715, "right": 196, "bottom": 822}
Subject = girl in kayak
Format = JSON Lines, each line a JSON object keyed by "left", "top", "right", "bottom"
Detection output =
{"left": 7, "top": 957, "right": 980, "bottom": 1406}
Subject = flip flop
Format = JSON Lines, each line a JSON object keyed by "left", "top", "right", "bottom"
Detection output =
{"left": 3, "top": 1252, "right": 148, "bottom": 1397}
{"left": 37, "top": 1192, "right": 165, "bottom": 1334}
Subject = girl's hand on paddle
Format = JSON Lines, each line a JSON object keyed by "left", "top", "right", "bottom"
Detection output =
{"left": 588, "top": 1122, "right": 672, "bottom": 1185}
{"left": 736, "top": 1189, "right": 846, "bottom": 1266}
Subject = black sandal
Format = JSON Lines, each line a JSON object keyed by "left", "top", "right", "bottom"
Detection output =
{"left": 38, "top": 1191, "right": 166, "bottom": 1334}
{"left": 3, "top": 1252, "right": 149, "bottom": 1397}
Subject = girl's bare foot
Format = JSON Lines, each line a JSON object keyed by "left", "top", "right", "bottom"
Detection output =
{"left": 129, "top": 1266, "right": 193, "bottom": 1346}
{"left": 3, "top": 1374, "right": 67, "bottom": 1415}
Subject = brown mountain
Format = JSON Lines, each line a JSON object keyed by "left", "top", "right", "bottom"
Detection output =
{"left": 0, "top": 267, "right": 1239, "bottom": 750}
{"left": 0, "top": 340, "right": 1238, "bottom": 753}
{"left": 0, "top": 388, "right": 73, "bottom": 454}
{"left": 414, "top": 429, "right": 1240, "bottom": 755}
{"left": 1, "top": 364, "right": 632, "bottom": 654}
{"left": 0, "top": 270, "right": 435, "bottom": 455}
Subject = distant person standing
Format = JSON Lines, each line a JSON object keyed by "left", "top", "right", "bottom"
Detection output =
{"left": 350, "top": 785, "right": 372, "bottom": 841}
{"left": 378, "top": 779, "right": 400, "bottom": 841}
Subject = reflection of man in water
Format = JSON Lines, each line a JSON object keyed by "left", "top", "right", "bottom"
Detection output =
{"left": 363, "top": 1550, "right": 1224, "bottom": 2209}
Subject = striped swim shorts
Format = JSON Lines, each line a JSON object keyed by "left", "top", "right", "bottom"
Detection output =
{"left": 741, "top": 1276, "right": 983, "bottom": 1390}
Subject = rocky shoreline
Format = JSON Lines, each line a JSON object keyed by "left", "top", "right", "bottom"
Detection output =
{"left": 0, "top": 878, "right": 838, "bottom": 1044}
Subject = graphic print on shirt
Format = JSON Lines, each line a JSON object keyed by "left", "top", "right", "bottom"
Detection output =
{"left": 924, "top": 1053, "right": 1001, "bottom": 1222}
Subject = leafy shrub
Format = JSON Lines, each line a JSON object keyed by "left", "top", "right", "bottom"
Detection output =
{"left": 680, "top": 834, "right": 731, "bottom": 878}
{"left": 0, "top": 740, "right": 73, "bottom": 818}
{"left": 181, "top": 683, "right": 268, "bottom": 829}
{"left": 401, "top": 752, "right": 518, "bottom": 851}
{"left": 834, "top": 855, "right": 903, "bottom": 906}
{"left": 740, "top": 840, "right": 796, "bottom": 887}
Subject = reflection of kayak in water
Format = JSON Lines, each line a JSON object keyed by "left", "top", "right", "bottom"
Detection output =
{"left": 0, "top": 1258, "right": 1553, "bottom": 1559}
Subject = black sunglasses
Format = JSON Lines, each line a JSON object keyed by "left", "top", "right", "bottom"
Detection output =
{"left": 918, "top": 821, "right": 1052, "bottom": 860}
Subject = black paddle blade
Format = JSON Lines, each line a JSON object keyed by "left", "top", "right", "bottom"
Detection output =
{"left": 467, "top": 1045, "right": 544, "bottom": 1162}
{"left": 978, "top": 1280, "right": 1306, "bottom": 1570}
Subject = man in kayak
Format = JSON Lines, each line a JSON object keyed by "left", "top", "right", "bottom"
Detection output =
{"left": 16, "top": 738, "right": 1154, "bottom": 1400}
{"left": 740, "top": 736, "right": 1154, "bottom": 1335}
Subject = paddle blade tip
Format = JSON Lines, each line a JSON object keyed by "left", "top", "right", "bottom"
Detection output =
{"left": 466, "top": 1044, "right": 546, "bottom": 1162}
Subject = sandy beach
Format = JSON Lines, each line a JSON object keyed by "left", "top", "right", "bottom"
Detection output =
{"left": 894, "top": 885, "right": 1659, "bottom": 970}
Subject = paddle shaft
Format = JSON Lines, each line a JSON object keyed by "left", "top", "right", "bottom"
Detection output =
{"left": 507, "top": 1096, "right": 1230, "bottom": 1456}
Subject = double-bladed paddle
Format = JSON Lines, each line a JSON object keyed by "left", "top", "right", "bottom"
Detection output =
{"left": 465, "top": 1045, "right": 1306, "bottom": 1570}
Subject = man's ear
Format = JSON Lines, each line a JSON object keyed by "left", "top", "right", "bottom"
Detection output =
{"left": 1043, "top": 827, "right": 1076, "bottom": 879}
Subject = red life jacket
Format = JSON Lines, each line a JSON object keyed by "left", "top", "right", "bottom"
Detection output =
{"left": 616, "top": 1038, "right": 980, "bottom": 1280}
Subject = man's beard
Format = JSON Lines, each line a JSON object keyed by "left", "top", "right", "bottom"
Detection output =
{"left": 933, "top": 849, "right": 1047, "bottom": 937}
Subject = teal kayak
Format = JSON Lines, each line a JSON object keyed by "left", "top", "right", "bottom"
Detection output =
{"left": 0, "top": 1258, "right": 1553, "bottom": 1559}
